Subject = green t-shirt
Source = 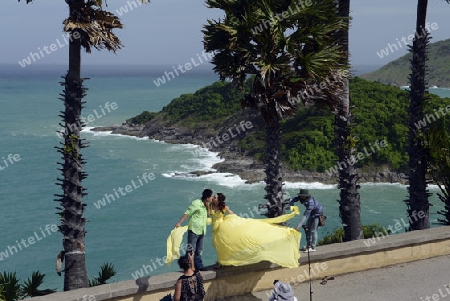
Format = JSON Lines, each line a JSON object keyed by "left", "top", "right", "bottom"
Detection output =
{"left": 184, "top": 199, "right": 207, "bottom": 235}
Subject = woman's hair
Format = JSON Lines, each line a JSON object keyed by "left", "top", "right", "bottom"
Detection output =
{"left": 217, "top": 193, "right": 226, "bottom": 213}
{"left": 201, "top": 189, "right": 213, "bottom": 201}
{"left": 177, "top": 255, "right": 191, "bottom": 271}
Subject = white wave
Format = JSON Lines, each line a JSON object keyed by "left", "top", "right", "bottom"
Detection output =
{"left": 165, "top": 144, "right": 224, "bottom": 172}
{"left": 360, "top": 182, "right": 407, "bottom": 188}
{"left": 83, "top": 127, "right": 149, "bottom": 140}
{"left": 162, "top": 171, "right": 264, "bottom": 188}
{"left": 283, "top": 181, "right": 336, "bottom": 189}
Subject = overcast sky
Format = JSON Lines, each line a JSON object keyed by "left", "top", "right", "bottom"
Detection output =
{"left": 2, "top": 0, "right": 450, "bottom": 68}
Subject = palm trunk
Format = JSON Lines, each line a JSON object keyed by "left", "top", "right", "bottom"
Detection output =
{"left": 264, "top": 117, "right": 284, "bottom": 217}
{"left": 55, "top": 0, "right": 89, "bottom": 291}
{"left": 336, "top": 103, "right": 363, "bottom": 241}
{"left": 336, "top": 0, "right": 363, "bottom": 241}
{"left": 406, "top": 0, "right": 430, "bottom": 230}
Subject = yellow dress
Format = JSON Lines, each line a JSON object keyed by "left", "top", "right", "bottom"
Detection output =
{"left": 211, "top": 206, "right": 301, "bottom": 268}
{"left": 166, "top": 206, "right": 301, "bottom": 268}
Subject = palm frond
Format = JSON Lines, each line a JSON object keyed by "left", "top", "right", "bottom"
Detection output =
{"left": 63, "top": 3, "right": 123, "bottom": 53}
{"left": 22, "top": 271, "right": 56, "bottom": 297}
{"left": 89, "top": 262, "right": 117, "bottom": 287}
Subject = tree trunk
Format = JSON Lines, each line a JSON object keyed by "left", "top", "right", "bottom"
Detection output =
{"left": 336, "top": 103, "right": 363, "bottom": 241}
{"left": 55, "top": 0, "right": 89, "bottom": 290}
{"left": 336, "top": 0, "right": 363, "bottom": 241}
{"left": 264, "top": 118, "right": 284, "bottom": 217}
{"left": 406, "top": 0, "right": 430, "bottom": 230}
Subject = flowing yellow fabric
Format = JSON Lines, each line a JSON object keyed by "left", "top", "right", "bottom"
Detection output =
{"left": 211, "top": 206, "right": 301, "bottom": 268}
{"left": 166, "top": 218, "right": 213, "bottom": 266}
{"left": 166, "top": 225, "right": 188, "bottom": 266}
{"left": 166, "top": 207, "right": 301, "bottom": 268}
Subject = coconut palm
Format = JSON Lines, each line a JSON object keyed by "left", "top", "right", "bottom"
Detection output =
{"left": 18, "top": 0, "right": 145, "bottom": 290}
{"left": 335, "top": 0, "right": 363, "bottom": 241}
{"left": 203, "top": 0, "right": 347, "bottom": 216}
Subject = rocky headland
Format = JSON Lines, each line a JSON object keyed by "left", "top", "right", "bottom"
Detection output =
{"left": 91, "top": 109, "right": 408, "bottom": 185}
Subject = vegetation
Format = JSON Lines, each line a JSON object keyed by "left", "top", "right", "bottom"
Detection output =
{"left": 203, "top": 0, "right": 347, "bottom": 217}
{"left": 20, "top": 0, "right": 147, "bottom": 291}
{"left": 318, "top": 224, "right": 392, "bottom": 246}
{"left": 0, "top": 271, "right": 55, "bottom": 301}
{"left": 361, "top": 38, "right": 450, "bottom": 88}
{"left": 126, "top": 111, "right": 157, "bottom": 125}
{"left": 421, "top": 118, "right": 450, "bottom": 225}
{"left": 161, "top": 81, "right": 247, "bottom": 125}
{"left": 89, "top": 263, "right": 117, "bottom": 287}
{"left": 129, "top": 77, "right": 450, "bottom": 173}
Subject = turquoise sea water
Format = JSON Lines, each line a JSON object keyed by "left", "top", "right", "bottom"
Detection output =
{"left": 0, "top": 64, "right": 447, "bottom": 291}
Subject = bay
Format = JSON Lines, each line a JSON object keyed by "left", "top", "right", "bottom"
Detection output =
{"left": 0, "top": 64, "right": 446, "bottom": 291}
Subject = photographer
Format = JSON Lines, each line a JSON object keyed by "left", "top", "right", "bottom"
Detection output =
{"left": 291, "top": 189, "right": 323, "bottom": 252}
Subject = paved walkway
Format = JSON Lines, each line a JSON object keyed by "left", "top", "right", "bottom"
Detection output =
{"left": 218, "top": 254, "right": 450, "bottom": 301}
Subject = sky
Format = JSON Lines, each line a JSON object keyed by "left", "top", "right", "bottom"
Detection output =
{"left": 1, "top": 0, "right": 450, "bottom": 68}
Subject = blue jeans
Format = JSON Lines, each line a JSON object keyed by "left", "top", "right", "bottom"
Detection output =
{"left": 186, "top": 230, "right": 204, "bottom": 270}
{"left": 306, "top": 216, "right": 319, "bottom": 249}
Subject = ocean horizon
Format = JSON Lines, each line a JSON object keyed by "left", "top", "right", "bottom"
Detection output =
{"left": 0, "top": 64, "right": 447, "bottom": 292}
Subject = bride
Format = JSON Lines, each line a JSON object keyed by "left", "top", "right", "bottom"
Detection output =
{"left": 209, "top": 193, "right": 301, "bottom": 268}
{"left": 167, "top": 193, "right": 301, "bottom": 268}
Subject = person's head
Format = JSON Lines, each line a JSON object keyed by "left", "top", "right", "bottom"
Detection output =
{"left": 298, "top": 189, "right": 310, "bottom": 203}
{"left": 217, "top": 193, "right": 226, "bottom": 213}
{"left": 201, "top": 189, "right": 213, "bottom": 203}
{"left": 272, "top": 280, "right": 296, "bottom": 301}
{"left": 212, "top": 194, "right": 219, "bottom": 205}
{"left": 177, "top": 254, "right": 192, "bottom": 272}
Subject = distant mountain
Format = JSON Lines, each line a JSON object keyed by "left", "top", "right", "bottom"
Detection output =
{"left": 361, "top": 38, "right": 450, "bottom": 88}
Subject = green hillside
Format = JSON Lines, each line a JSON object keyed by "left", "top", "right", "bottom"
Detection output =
{"left": 361, "top": 38, "right": 450, "bottom": 87}
{"left": 130, "top": 77, "right": 450, "bottom": 173}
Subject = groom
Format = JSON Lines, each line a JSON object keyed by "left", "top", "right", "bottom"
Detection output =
{"left": 175, "top": 188, "right": 213, "bottom": 271}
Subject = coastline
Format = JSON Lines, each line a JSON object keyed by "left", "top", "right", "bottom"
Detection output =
{"left": 91, "top": 111, "right": 408, "bottom": 185}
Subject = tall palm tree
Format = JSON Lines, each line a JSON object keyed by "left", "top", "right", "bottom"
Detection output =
{"left": 335, "top": 0, "right": 363, "bottom": 241}
{"left": 19, "top": 0, "right": 131, "bottom": 290}
{"left": 203, "top": 0, "right": 347, "bottom": 216}
{"left": 406, "top": 0, "right": 432, "bottom": 231}
{"left": 405, "top": 0, "right": 450, "bottom": 230}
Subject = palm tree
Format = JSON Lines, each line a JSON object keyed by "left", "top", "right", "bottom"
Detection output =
{"left": 203, "top": 0, "right": 347, "bottom": 216}
{"left": 19, "top": 0, "right": 133, "bottom": 290}
{"left": 406, "top": 0, "right": 432, "bottom": 231}
{"left": 335, "top": 0, "right": 363, "bottom": 241}
{"left": 405, "top": 0, "right": 449, "bottom": 230}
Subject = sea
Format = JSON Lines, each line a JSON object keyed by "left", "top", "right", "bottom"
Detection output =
{"left": 0, "top": 64, "right": 449, "bottom": 292}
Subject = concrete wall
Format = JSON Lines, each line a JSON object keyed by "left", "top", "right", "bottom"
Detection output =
{"left": 27, "top": 226, "right": 450, "bottom": 301}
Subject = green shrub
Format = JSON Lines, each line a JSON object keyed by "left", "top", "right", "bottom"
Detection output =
{"left": 318, "top": 224, "right": 392, "bottom": 246}
{"left": 126, "top": 111, "right": 156, "bottom": 124}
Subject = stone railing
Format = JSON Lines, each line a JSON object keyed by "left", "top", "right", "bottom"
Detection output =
{"left": 27, "top": 226, "right": 450, "bottom": 301}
